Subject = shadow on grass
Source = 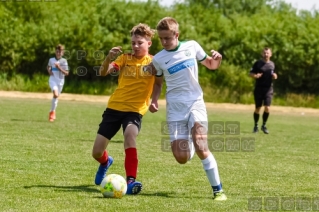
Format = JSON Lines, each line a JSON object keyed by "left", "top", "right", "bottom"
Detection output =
{"left": 139, "top": 191, "right": 178, "bottom": 198}
{"left": 110, "top": 140, "right": 123, "bottom": 144}
{"left": 23, "top": 185, "right": 204, "bottom": 199}
{"left": 11, "top": 118, "right": 47, "bottom": 122}
{"left": 24, "top": 184, "right": 98, "bottom": 193}
{"left": 141, "top": 192, "right": 216, "bottom": 199}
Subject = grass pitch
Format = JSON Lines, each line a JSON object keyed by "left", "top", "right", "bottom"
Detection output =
{"left": 0, "top": 96, "right": 318, "bottom": 212}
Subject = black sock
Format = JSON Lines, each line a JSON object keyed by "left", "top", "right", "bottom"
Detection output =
{"left": 127, "top": 176, "right": 135, "bottom": 184}
{"left": 253, "top": 113, "right": 259, "bottom": 126}
{"left": 262, "top": 112, "right": 269, "bottom": 126}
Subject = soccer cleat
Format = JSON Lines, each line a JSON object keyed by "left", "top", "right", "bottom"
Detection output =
{"left": 261, "top": 125, "right": 269, "bottom": 134}
{"left": 213, "top": 191, "right": 227, "bottom": 201}
{"left": 126, "top": 181, "right": 142, "bottom": 195}
{"left": 253, "top": 126, "right": 259, "bottom": 133}
{"left": 94, "top": 156, "right": 113, "bottom": 185}
{"left": 49, "top": 111, "right": 55, "bottom": 122}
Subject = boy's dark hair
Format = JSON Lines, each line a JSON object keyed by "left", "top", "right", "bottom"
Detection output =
{"left": 263, "top": 47, "right": 271, "bottom": 51}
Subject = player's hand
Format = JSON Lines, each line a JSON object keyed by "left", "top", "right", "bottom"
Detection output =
{"left": 54, "top": 62, "right": 60, "bottom": 68}
{"left": 149, "top": 102, "right": 158, "bottom": 113}
{"left": 272, "top": 73, "right": 277, "bottom": 79}
{"left": 211, "top": 50, "right": 222, "bottom": 60}
{"left": 255, "top": 73, "right": 263, "bottom": 78}
{"left": 108, "top": 46, "right": 122, "bottom": 61}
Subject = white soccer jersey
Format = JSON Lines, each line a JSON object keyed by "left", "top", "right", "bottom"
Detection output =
{"left": 153, "top": 40, "right": 207, "bottom": 102}
{"left": 48, "top": 57, "right": 69, "bottom": 84}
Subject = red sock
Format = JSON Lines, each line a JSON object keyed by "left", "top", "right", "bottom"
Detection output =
{"left": 95, "top": 150, "right": 108, "bottom": 165}
{"left": 125, "top": 148, "right": 138, "bottom": 180}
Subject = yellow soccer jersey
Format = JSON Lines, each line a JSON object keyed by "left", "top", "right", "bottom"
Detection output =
{"left": 107, "top": 54, "right": 155, "bottom": 115}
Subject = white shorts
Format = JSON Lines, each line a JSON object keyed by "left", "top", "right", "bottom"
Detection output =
{"left": 49, "top": 77, "right": 64, "bottom": 94}
{"left": 166, "top": 99, "right": 208, "bottom": 141}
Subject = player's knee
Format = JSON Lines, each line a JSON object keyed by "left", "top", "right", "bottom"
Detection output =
{"left": 264, "top": 106, "right": 270, "bottom": 113}
{"left": 255, "top": 107, "right": 261, "bottom": 113}
{"left": 173, "top": 151, "right": 188, "bottom": 164}
{"left": 175, "top": 156, "right": 188, "bottom": 164}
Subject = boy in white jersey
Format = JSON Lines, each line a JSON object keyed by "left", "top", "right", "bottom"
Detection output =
{"left": 149, "top": 17, "right": 227, "bottom": 201}
{"left": 47, "top": 44, "right": 69, "bottom": 122}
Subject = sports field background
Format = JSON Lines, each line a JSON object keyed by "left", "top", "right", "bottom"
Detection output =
{"left": 0, "top": 91, "right": 318, "bottom": 212}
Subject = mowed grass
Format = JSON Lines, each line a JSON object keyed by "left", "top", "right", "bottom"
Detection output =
{"left": 0, "top": 97, "right": 318, "bottom": 212}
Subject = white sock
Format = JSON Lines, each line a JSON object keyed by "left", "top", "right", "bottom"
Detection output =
{"left": 51, "top": 98, "right": 58, "bottom": 111}
{"left": 201, "top": 153, "right": 221, "bottom": 188}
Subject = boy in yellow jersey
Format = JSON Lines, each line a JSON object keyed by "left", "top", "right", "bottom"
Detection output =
{"left": 92, "top": 23, "right": 155, "bottom": 195}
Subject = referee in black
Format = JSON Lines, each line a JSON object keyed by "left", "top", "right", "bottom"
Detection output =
{"left": 250, "top": 47, "right": 277, "bottom": 134}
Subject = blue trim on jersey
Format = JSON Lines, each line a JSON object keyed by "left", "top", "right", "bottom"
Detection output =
{"left": 52, "top": 67, "right": 59, "bottom": 71}
{"left": 167, "top": 58, "right": 195, "bottom": 75}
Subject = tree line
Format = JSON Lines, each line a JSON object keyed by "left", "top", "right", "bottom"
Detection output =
{"left": 1, "top": 0, "right": 318, "bottom": 103}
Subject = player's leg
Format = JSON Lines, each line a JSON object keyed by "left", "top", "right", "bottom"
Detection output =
{"left": 166, "top": 101, "right": 193, "bottom": 163}
{"left": 188, "top": 136, "right": 195, "bottom": 161}
{"left": 168, "top": 120, "right": 193, "bottom": 164}
{"left": 52, "top": 84, "right": 63, "bottom": 120}
{"left": 261, "top": 87, "right": 273, "bottom": 134}
{"left": 171, "top": 139, "right": 192, "bottom": 164}
{"left": 48, "top": 79, "right": 59, "bottom": 122}
{"left": 92, "top": 108, "right": 121, "bottom": 185}
{"left": 253, "top": 88, "right": 263, "bottom": 132}
{"left": 190, "top": 101, "right": 227, "bottom": 201}
{"left": 122, "top": 112, "right": 143, "bottom": 194}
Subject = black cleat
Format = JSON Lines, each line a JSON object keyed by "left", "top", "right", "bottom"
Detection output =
{"left": 261, "top": 126, "right": 269, "bottom": 134}
{"left": 253, "top": 126, "right": 259, "bottom": 133}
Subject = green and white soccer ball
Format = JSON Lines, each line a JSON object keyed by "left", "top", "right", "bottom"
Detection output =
{"left": 100, "top": 174, "right": 127, "bottom": 198}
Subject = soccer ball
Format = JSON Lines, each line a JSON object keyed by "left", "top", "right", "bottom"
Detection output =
{"left": 100, "top": 174, "right": 127, "bottom": 198}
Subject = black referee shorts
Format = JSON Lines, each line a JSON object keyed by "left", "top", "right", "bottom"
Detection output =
{"left": 254, "top": 87, "right": 273, "bottom": 108}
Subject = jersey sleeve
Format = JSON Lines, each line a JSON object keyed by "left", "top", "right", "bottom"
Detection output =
{"left": 152, "top": 58, "right": 163, "bottom": 77}
{"left": 272, "top": 62, "right": 275, "bottom": 73}
{"left": 250, "top": 61, "right": 258, "bottom": 74}
{"left": 193, "top": 41, "right": 207, "bottom": 62}
{"left": 111, "top": 54, "right": 125, "bottom": 71}
{"left": 47, "top": 58, "right": 52, "bottom": 67}
{"left": 60, "top": 59, "right": 69, "bottom": 71}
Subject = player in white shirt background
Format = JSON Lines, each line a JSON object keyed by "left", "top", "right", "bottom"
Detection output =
{"left": 47, "top": 44, "right": 69, "bottom": 122}
{"left": 149, "top": 17, "right": 227, "bottom": 201}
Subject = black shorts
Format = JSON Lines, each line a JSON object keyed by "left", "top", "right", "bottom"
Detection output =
{"left": 97, "top": 108, "right": 143, "bottom": 140}
{"left": 254, "top": 87, "right": 273, "bottom": 108}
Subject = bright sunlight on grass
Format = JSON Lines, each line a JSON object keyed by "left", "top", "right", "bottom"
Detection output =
{"left": 0, "top": 97, "right": 318, "bottom": 211}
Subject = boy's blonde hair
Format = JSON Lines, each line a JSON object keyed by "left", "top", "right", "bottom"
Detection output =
{"left": 55, "top": 44, "right": 64, "bottom": 51}
{"left": 156, "top": 17, "right": 179, "bottom": 34}
{"left": 130, "top": 23, "right": 155, "bottom": 41}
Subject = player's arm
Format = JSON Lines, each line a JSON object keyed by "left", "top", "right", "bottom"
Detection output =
{"left": 149, "top": 76, "right": 163, "bottom": 113}
{"left": 272, "top": 68, "right": 277, "bottom": 80}
{"left": 250, "top": 72, "right": 263, "bottom": 79}
{"left": 55, "top": 62, "right": 69, "bottom": 76}
{"left": 200, "top": 50, "right": 222, "bottom": 70}
{"left": 100, "top": 46, "right": 122, "bottom": 76}
{"left": 249, "top": 63, "right": 262, "bottom": 79}
{"left": 47, "top": 65, "right": 53, "bottom": 75}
